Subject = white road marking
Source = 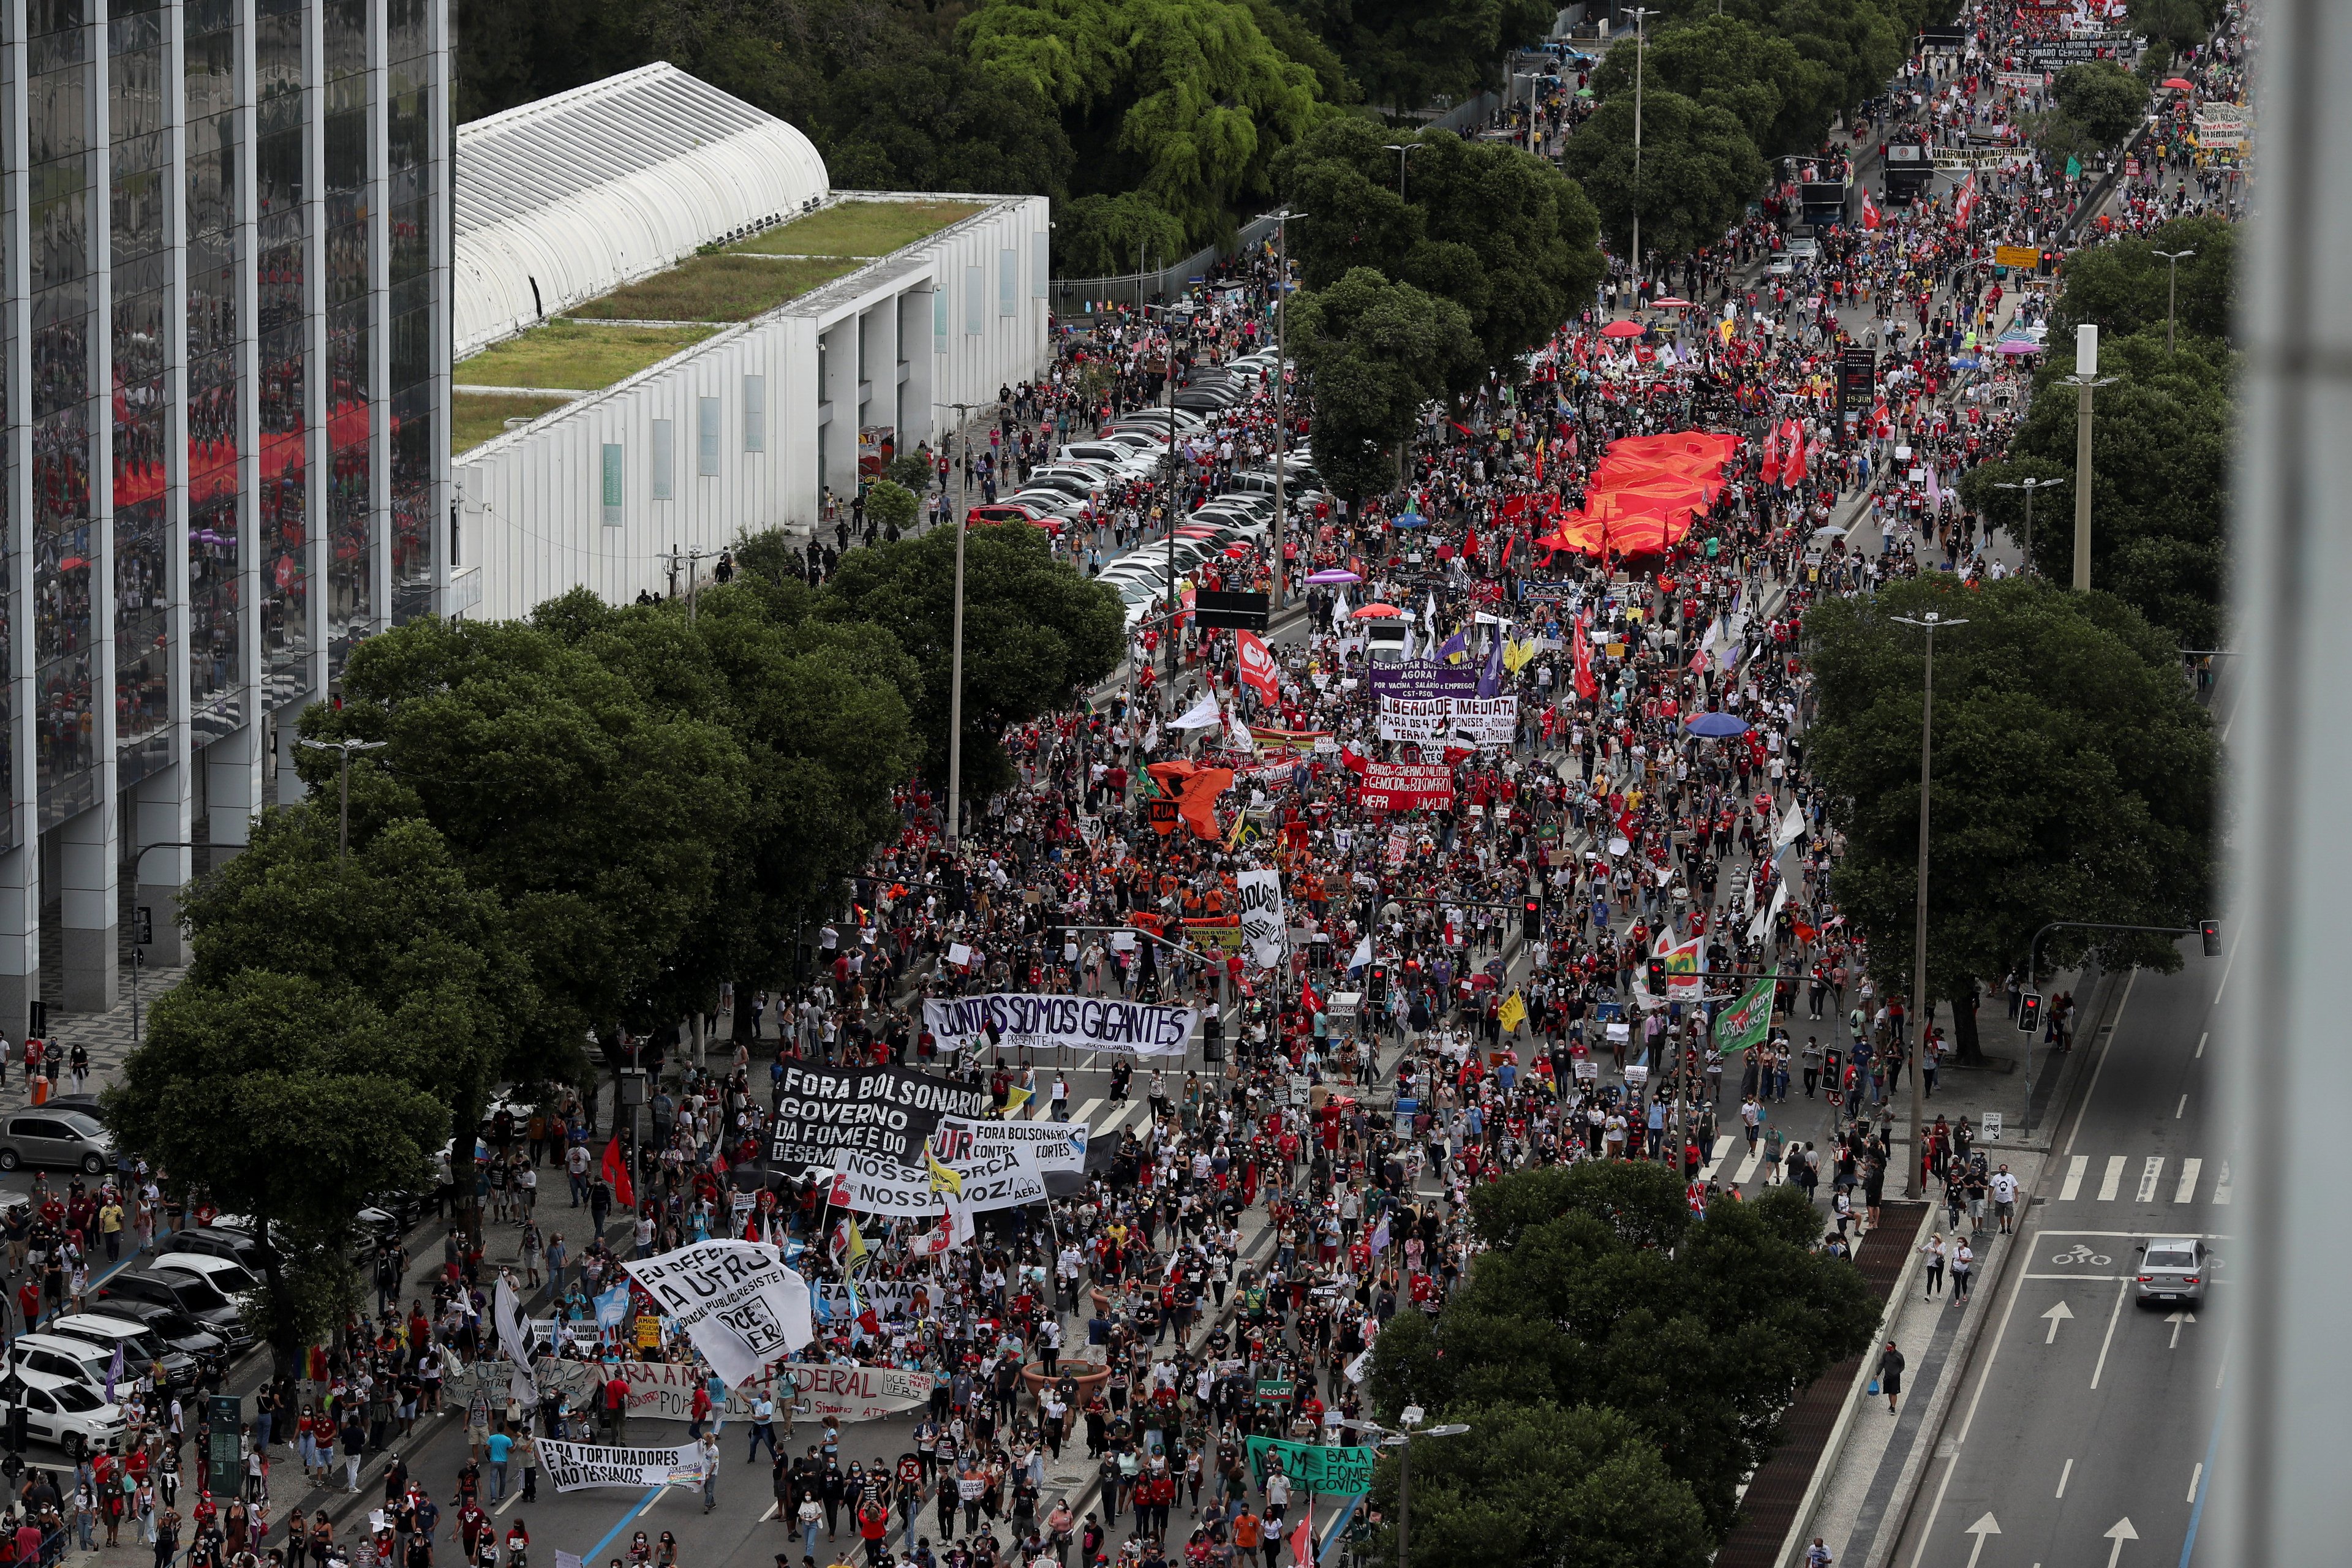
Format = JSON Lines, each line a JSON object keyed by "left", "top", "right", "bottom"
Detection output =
{"left": 2195, "top": 1031, "right": 2208, "bottom": 1058}
{"left": 1908, "top": 1217, "right": 2041, "bottom": 1568}
{"left": 2213, "top": 1162, "right": 2232, "bottom": 1205}
{"left": 2176, "top": 1094, "right": 2188, "bottom": 1119}
{"left": 2090, "top": 1279, "right": 2129, "bottom": 1389}
{"left": 2097, "top": 1155, "right": 2127, "bottom": 1201}
{"left": 2056, "top": 1457, "right": 2073, "bottom": 1498}
{"left": 1733, "top": 1149, "right": 1762, "bottom": 1185}
{"left": 2175, "top": 1159, "right": 2202, "bottom": 1203}
{"left": 2042, "top": 1301, "right": 2073, "bottom": 1343}
{"left": 2187, "top": 1462, "right": 2203, "bottom": 1502}
{"left": 2136, "top": 1156, "right": 2165, "bottom": 1204}
{"left": 2061, "top": 1155, "right": 2089, "bottom": 1200}
{"left": 1699, "top": 1135, "right": 1736, "bottom": 1182}
{"left": 2214, "top": 922, "right": 2242, "bottom": 1003}
{"left": 2062, "top": 973, "right": 2136, "bottom": 1164}
{"left": 1071, "top": 1098, "right": 1104, "bottom": 1129}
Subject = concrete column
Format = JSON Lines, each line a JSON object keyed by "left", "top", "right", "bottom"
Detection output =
{"left": 0, "top": 0, "right": 39, "bottom": 1039}
{"left": 364, "top": 0, "right": 391, "bottom": 637}
{"left": 65, "top": 0, "right": 121, "bottom": 1016}
{"left": 133, "top": 768, "right": 192, "bottom": 967}
{"left": 426, "top": 0, "right": 452, "bottom": 614}
{"left": 58, "top": 803, "right": 118, "bottom": 1014}
{"left": 205, "top": 722, "right": 262, "bottom": 869}
{"left": 274, "top": 715, "right": 309, "bottom": 804}
{"left": 821, "top": 320, "right": 859, "bottom": 506}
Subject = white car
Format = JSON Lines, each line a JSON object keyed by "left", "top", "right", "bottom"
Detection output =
{"left": 151, "top": 1251, "right": 261, "bottom": 1302}
{"left": 1766, "top": 252, "right": 1794, "bottom": 276}
{"left": 10, "top": 1368, "right": 128, "bottom": 1458}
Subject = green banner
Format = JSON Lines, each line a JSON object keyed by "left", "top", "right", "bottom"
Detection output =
{"left": 1243, "top": 1436, "right": 1378, "bottom": 1496}
{"left": 1713, "top": 979, "right": 1774, "bottom": 1057}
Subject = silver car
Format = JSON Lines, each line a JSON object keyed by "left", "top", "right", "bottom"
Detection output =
{"left": 0, "top": 1110, "right": 113, "bottom": 1174}
{"left": 2135, "top": 1237, "right": 2207, "bottom": 1306}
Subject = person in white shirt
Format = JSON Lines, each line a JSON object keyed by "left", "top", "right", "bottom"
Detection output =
{"left": 1989, "top": 1165, "right": 2020, "bottom": 1233}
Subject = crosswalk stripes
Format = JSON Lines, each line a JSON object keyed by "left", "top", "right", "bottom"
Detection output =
{"left": 1732, "top": 1148, "right": 1762, "bottom": 1186}
{"left": 2048, "top": 1152, "right": 2226, "bottom": 1204}
{"left": 1698, "top": 1135, "right": 1736, "bottom": 1183}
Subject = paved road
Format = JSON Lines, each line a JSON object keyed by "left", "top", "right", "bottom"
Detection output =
{"left": 1890, "top": 676, "right": 2241, "bottom": 1568}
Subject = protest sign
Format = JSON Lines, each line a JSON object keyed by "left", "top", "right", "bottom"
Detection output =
{"left": 829, "top": 1146, "right": 1046, "bottom": 1216}
{"left": 1367, "top": 660, "right": 1479, "bottom": 700}
{"left": 922, "top": 994, "right": 1199, "bottom": 1058}
{"left": 764, "top": 1063, "right": 992, "bottom": 1178}
{"left": 1236, "top": 870, "right": 1285, "bottom": 970}
{"left": 1243, "top": 1438, "right": 1378, "bottom": 1496}
{"left": 621, "top": 1241, "right": 814, "bottom": 1387}
{"left": 777, "top": 1362, "right": 938, "bottom": 1422}
{"left": 534, "top": 1439, "right": 703, "bottom": 1493}
{"left": 604, "top": 1362, "right": 769, "bottom": 1422}
{"left": 1376, "top": 695, "right": 1516, "bottom": 746}
{"left": 932, "top": 1117, "right": 1087, "bottom": 1172}
{"left": 1358, "top": 763, "right": 1455, "bottom": 811}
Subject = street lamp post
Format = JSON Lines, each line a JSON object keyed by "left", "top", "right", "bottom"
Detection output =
{"left": 1888, "top": 610, "right": 1964, "bottom": 1198}
{"left": 2060, "top": 323, "right": 2116, "bottom": 591}
{"left": 1358, "top": 1410, "right": 1469, "bottom": 1568}
{"left": 1270, "top": 209, "right": 1303, "bottom": 611}
{"left": 2151, "top": 247, "right": 2196, "bottom": 353}
{"left": 943, "top": 399, "right": 985, "bottom": 848}
{"left": 296, "top": 736, "right": 389, "bottom": 867}
{"left": 1991, "top": 473, "right": 2065, "bottom": 576}
{"left": 1379, "top": 141, "right": 1426, "bottom": 207}
{"left": 1627, "top": 7, "right": 1657, "bottom": 296}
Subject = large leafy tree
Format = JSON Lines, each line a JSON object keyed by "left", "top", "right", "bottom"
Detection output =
{"left": 1561, "top": 91, "right": 1768, "bottom": 263}
{"left": 1803, "top": 576, "right": 2217, "bottom": 1059}
{"left": 2050, "top": 214, "right": 2236, "bottom": 344}
{"left": 818, "top": 55, "right": 1077, "bottom": 200}
{"left": 105, "top": 971, "right": 450, "bottom": 1375}
{"left": 1586, "top": 15, "right": 1841, "bottom": 157}
{"left": 1275, "top": 0, "right": 1551, "bottom": 116}
{"left": 960, "top": 0, "right": 1336, "bottom": 245}
{"left": 1370, "top": 1161, "right": 1878, "bottom": 1537}
{"left": 2052, "top": 58, "right": 2151, "bottom": 145}
{"left": 1289, "top": 266, "right": 1480, "bottom": 505}
{"left": 299, "top": 617, "right": 750, "bottom": 1071}
{"left": 814, "top": 521, "right": 1122, "bottom": 800}
{"left": 1272, "top": 123, "right": 1604, "bottom": 374}
{"left": 1959, "top": 325, "right": 2231, "bottom": 647}
{"left": 1050, "top": 191, "right": 1191, "bottom": 277}
{"left": 1368, "top": 1401, "right": 1713, "bottom": 1568}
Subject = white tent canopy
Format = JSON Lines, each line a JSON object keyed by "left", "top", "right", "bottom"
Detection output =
{"left": 454, "top": 63, "right": 830, "bottom": 356}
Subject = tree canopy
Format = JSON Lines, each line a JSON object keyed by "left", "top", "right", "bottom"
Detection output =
{"left": 2049, "top": 214, "right": 2236, "bottom": 344}
{"left": 2052, "top": 59, "right": 2151, "bottom": 145}
{"left": 1587, "top": 15, "right": 1841, "bottom": 157}
{"left": 1561, "top": 90, "right": 1768, "bottom": 263}
{"left": 1287, "top": 266, "right": 1480, "bottom": 504}
{"left": 1272, "top": 123, "right": 1604, "bottom": 375}
{"left": 1961, "top": 322, "right": 2232, "bottom": 647}
{"left": 1802, "top": 575, "right": 2217, "bottom": 1050}
{"left": 1274, "top": 0, "right": 1552, "bottom": 116}
{"left": 813, "top": 521, "right": 1123, "bottom": 799}
{"left": 1369, "top": 1161, "right": 1879, "bottom": 1537}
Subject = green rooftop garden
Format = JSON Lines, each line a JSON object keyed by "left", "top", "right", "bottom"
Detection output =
{"left": 566, "top": 255, "right": 865, "bottom": 324}
{"left": 456, "top": 320, "right": 718, "bottom": 395}
{"left": 453, "top": 391, "right": 575, "bottom": 455}
{"left": 730, "top": 198, "right": 988, "bottom": 257}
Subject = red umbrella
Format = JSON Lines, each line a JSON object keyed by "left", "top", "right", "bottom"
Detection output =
{"left": 1651, "top": 296, "right": 1695, "bottom": 307}
{"left": 2162, "top": 76, "right": 2194, "bottom": 89}
{"left": 1599, "top": 318, "right": 1646, "bottom": 339}
{"left": 1351, "top": 603, "right": 1404, "bottom": 619}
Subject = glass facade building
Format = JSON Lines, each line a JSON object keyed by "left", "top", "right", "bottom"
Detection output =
{"left": 0, "top": 0, "right": 451, "bottom": 1021}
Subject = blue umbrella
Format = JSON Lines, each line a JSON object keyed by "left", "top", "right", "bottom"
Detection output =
{"left": 1686, "top": 711, "right": 1751, "bottom": 738}
{"left": 1390, "top": 511, "right": 1430, "bottom": 528}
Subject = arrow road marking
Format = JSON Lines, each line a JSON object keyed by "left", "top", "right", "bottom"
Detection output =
{"left": 2166, "top": 1310, "right": 2198, "bottom": 1348}
{"left": 2103, "top": 1516, "right": 2138, "bottom": 1568}
{"left": 1962, "top": 1512, "right": 2000, "bottom": 1568}
{"left": 2043, "top": 1300, "right": 2074, "bottom": 1343}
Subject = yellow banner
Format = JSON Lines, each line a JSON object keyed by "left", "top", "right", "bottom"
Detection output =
{"left": 1994, "top": 245, "right": 2041, "bottom": 270}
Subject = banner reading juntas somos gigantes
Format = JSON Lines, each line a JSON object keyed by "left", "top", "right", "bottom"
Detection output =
{"left": 922, "top": 993, "right": 1199, "bottom": 1057}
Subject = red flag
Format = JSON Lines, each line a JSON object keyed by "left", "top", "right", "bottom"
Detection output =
{"left": 1572, "top": 615, "right": 1599, "bottom": 700}
{"left": 1784, "top": 419, "right": 1807, "bottom": 483}
{"left": 1289, "top": 1514, "right": 1313, "bottom": 1566}
{"left": 600, "top": 1136, "right": 635, "bottom": 1209}
{"left": 1760, "top": 420, "right": 1782, "bottom": 485}
{"left": 1235, "top": 630, "right": 1280, "bottom": 700}
{"left": 1300, "top": 979, "right": 1326, "bottom": 1018}
{"left": 1861, "top": 194, "right": 1882, "bottom": 230}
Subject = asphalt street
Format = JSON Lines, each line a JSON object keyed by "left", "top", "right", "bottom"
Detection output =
{"left": 1890, "top": 673, "right": 2241, "bottom": 1568}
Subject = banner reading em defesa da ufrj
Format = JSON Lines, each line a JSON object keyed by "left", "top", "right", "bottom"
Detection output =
{"left": 923, "top": 995, "right": 1199, "bottom": 1057}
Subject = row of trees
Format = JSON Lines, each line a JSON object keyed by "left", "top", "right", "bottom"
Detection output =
{"left": 1272, "top": 121, "right": 1606, "bottom": 500}
{"left": 457, "top": 0, "right": 1550, "bottom": 261}
{"left": 1363, "top": 1162, "right": 1881, "bottom": 1564}
{"left": 1560, "top": 0, "right": 1955, "bottom": 260}
{"left": 105, "top": 524, "right": 1121, "bottom": 1371}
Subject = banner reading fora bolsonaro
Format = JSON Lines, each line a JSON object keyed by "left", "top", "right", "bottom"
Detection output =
{"left": 922, "top": 993, "right": 1199, "bottom": 1058}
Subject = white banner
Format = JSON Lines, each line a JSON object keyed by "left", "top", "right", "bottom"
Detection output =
{"left": 776, "top": 1362, "right": 938, "bottom": 1423}
{"left": 1236, "top": 870, "right": 1285, "bottom": 971}
{"left": 534, "top": 1439, "right": 703, "bottom": 1493}
{"left": 605, "top": 1361, "right": 772, "bottom": 1423}
{"left": 1375, "top": 695, "right": 1517, "bottom": 745}
{"left": 922, "top": 994, "right": 1199, "bottom": 1057}
{"left": 812, "top": 1278, "right": 935, "bottom": 1324}
{"left": 932, "top": 1117, "right": 1088, "bottom": 1172}
{"left": 621, "top": 1242, "right": 815, "bottom": 1389}
{"left": 827, "top": 1147, "right": 1045, "bottom": 1216}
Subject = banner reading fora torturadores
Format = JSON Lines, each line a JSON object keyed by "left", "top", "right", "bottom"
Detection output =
{"left": 922, "top": 993, "right": 1199, "bottom": 1058}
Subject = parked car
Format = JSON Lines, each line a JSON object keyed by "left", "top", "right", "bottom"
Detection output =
{"left": 83, "top": 1297, "right": 230, "bottom": 1363}
{"left": 44, "top": 1311, "right": 197, "bottom": 1390}
{"left": 0, "top": 1110, "right": 113, "bottom": 1174}
{"left": 96, "top": 1268, "right": 251, "bottom": 1351}
{"left": 8, "top": 1368, "right": 128, "bottom": 1459}
{"left": 153, "top": 1226, "right": 262, "bottom": 1268}
{"left": 2, "top": 1333, "right": 125, "bottom": 1405}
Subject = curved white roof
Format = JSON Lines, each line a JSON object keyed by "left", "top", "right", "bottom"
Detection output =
{"left": 454, "top": 64, "right": 830, "bottom": 356}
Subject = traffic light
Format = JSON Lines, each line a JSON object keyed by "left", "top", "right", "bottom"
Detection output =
{"left": 1522, "top": 898, "right": 1542, "bottom": 940}
{"left": 1646, "top": 957, "right": 1667, "bottom": 994}
{"left": 2017, "top": 992, "right": 2043, "bottom": 1033}
{"left": 2199, "top": 918, "right": 2221, "bottom": 958}
{"left": 1367, "top": 963, "right": 1389, "bottom": 1000}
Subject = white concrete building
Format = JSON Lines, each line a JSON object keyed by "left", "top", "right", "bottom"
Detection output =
{"left": 450, "top": 69, "right": 1052, "bottom": 622}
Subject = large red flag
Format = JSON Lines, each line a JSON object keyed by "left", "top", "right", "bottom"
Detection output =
{"left": 1289, "top": 1514, "right": 1313, "bottom": 1566}
{"left": 1235, "top": 630, "right": 1280, "bottom": 700}
{"left": 600, "top": 1135, "right": 636, "bottom": 1209}
{"left": 1572, "top": 615, "right": 1599, "bottom": 700}
{"left": 1784, "top": 419, "right": 1807, "bottom": 483}
{"left": 1760, "top": 420, "right": 1782, "bottom": 486}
